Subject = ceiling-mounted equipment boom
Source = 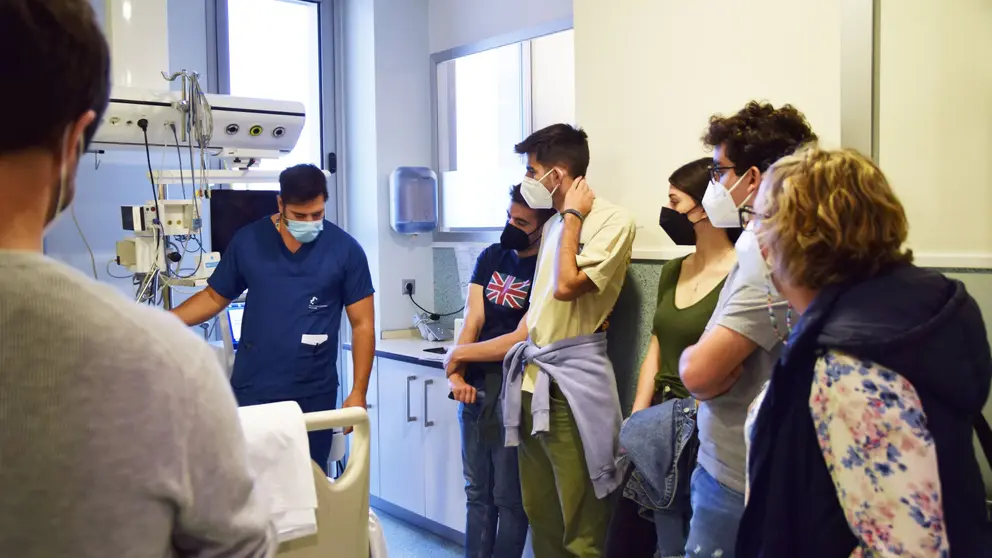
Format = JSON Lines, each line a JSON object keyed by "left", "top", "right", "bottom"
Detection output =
{"left": 91, "top": 86, "right": 306, "bottom": 161}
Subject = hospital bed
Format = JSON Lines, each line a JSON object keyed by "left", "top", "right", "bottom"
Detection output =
{"left": 276, "top": 407, "right": 371, "bottom": 558}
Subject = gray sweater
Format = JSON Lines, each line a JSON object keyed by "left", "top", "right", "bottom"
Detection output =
{"left": 0, "top": 251, "right": 274, "bottom": 557}
{"left": 502, "top": 332, "right": 623, "bottom": 499}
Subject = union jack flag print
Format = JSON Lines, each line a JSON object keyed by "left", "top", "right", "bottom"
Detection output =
{"left": 486, "top": 272, "right": 532, "bottom": 310}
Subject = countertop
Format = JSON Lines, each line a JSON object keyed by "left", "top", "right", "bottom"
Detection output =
{"left": 343, "top": 337, "right": 453, "bottom": 370}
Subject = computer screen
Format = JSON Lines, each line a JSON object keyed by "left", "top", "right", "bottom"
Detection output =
{"left": 210, "top": 190, "right": 279, "bottom": 255}
{"left": 227, "top": 302, "right": 245, "bottom": 348}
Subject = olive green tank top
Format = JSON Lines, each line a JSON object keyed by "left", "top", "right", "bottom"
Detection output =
{"left": 652, "top": 256, "right": 726, "bottom": 400}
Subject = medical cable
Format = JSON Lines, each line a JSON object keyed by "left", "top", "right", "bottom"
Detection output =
{"left": 405, "top": 288, "right": 464, "bottom": 321}
{"left": 183, "top": 104, "right": 205, "bottom": 257}
{"left": 69, "top": 196, "right": 99, "bottom": 280}
{"left": 135, "top": 265, "right": 159, "bottom": 304}
{"left": 138, "top": 120, "right": 160, "bottom": 216}
{"left": 105, "top": 259, "right": 132, "bottom": 279}
{"left": 167, "top": 124, "right": 202, "bottom": 260}
{"left": 169, "top": 123, "right": 186, "bottom": 199}
{"left": 166, "top": 240, "right": 199, "bottom": 279}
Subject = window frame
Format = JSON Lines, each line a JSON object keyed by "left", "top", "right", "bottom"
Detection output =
{"left": 430, "top": 17, "right": 573, "bottom": 241}
{"left": 213, "top": 0, "right": 340, "bottom": 224}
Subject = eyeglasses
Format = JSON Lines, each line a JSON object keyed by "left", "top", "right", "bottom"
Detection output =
{"left": 708, "top": 165, "right": 736, "bottom": 183}
{"left": 738, "top": 205, "right": 769, "bottom": 229}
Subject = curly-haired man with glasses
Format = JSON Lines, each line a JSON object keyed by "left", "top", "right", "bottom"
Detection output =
{"left": 676, "top": 101, "right": 817, "bottom": 557}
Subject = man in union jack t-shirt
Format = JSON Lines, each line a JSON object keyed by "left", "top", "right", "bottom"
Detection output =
{"left": 443, "top": 184, "right": 554, "bottom": 558}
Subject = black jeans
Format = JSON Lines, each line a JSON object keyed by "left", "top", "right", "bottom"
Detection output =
{"left": 604, "top": 467, "right": 657, "bottom": 558}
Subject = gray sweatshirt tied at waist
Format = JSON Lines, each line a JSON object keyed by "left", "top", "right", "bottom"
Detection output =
{"left": 501, "top": 332, "right": 623, "bottom": 499}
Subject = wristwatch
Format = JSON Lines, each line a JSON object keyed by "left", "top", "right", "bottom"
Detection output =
{"left": 562, "top": 208, "right": 585, "bottom": 222}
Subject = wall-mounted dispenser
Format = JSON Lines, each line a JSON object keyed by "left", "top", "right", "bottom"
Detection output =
{"left": 389, "top": 167, "right": 438, "bottom": 234}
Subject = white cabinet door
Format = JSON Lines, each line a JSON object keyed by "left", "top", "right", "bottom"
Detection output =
{"left": 422, "top": 367, "right": 467, "bottom": 533}
{"left": 376, "top": 358, "right": 426, "bottom": 516}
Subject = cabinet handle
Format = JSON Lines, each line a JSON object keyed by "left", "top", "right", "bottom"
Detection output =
{"left": 424, "top": 379, "right": 434, "bottom": 427}
{"left": 406, "top": 376, "right": 417, "bottom": 422}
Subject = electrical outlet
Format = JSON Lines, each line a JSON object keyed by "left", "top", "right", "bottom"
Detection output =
{"left": 401, "top": 279, "right": 416, "bottom": 295}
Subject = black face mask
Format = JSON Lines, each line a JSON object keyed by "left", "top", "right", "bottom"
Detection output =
{"left": 500, "top": 221, "right": 537, "bottom": 251}
{"left": 659, "top": 207, "right": 697, "bottom": 246}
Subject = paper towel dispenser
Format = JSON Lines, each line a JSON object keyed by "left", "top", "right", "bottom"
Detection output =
{"left": 390, "top": 167, "right": 438, "bottom": 234}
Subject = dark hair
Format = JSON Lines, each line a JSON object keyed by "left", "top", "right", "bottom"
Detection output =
{"left": 703, "top": 101, "right": 817, "bottom": 175}
{"left": 509, "top": 184, "right": 556, "bottom": 222}
{"left": 514, "top": 124, "right": 590, "bottom": 178}
{"left": 0, "top": 0, "right": 110, "bottom": 155}
{"left": 668, "top": 157, "right": 712, "bottom": 203}
{"left": 279, "top": 164, "right": 329, "bottom": 205}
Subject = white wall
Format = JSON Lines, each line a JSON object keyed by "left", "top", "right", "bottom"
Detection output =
{"left": 531, "top": 30, "right": 575, "bottom": 130}
{"left": 574, "top": 0, "right": 842, "bottom": 259}
{"left": 877, "top": 0, "right": 992, "bottom": 268}
{"left": 343, "top": 0, "right": 382, "bottom": 328}
{"left": 342, "top": 0, "right": 436, "bottom": 333}
{"left": 429, "top": 0, "right": 571, "bottom": 53}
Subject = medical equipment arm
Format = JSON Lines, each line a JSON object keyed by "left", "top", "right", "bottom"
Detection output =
{"left": 171, "top": 287, "right": 231, "bottom": 327}
{"left": 344, "top": 295, "right": 375, "bottom": 408}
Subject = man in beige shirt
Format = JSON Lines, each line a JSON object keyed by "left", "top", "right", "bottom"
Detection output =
{"left": 446, "top": 125, "right": 634, "bottom": 556}
{"left": 506, "top": 124, "right": 635, "bottom": 557}
{"left": 445, "top": 124, "right": 634, "bottom": 557}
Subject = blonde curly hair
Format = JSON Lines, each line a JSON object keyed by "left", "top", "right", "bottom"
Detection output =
{"left": 755, "top": 148, "right": 913, "bottom": 290}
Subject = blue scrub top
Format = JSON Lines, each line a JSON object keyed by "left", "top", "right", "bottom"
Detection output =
{"left": 208, "top": 217, "right": 375, "bottom": 401}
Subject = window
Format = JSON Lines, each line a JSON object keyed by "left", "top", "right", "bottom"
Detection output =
{"left": 226, "top": 0, "right": 322, "bottom": 190}
{"left": 436, "top": 29, "right": 575, "bottom": 231}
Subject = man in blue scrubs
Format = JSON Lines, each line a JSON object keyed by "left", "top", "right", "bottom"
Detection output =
{"left": 173, "top": 164, "right": 375, "bottom": 473}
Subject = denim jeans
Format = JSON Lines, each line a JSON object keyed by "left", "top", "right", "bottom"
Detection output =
{"left": 684, "top": 465, "right": 744, "bottom": 558}
{"left": 460, "top": 392, "right": 528, "bottom": 558}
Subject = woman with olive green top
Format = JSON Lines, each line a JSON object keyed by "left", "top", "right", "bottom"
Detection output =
{"left": 630, "top": 158, "right": 739, "bottom": 415}
{"left": 605, "top": 157, "right": 739, "bottom": 558}
{"left": 647, "top": 255, "right": 727, "bottom": 400}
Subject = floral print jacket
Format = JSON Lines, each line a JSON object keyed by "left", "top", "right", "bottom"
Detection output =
{"left": 745, "top": 350, "right": 949, "bottom": 557}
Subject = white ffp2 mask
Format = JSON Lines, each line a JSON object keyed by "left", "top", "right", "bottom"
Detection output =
{"left": 735, "top": 224, "right": 779, "bottom": 297}
{"left": 701, "top": 172, "right": 752, "bottom": 229}
{"left": 520, "top": 169, "right": 559, "bottom": 210}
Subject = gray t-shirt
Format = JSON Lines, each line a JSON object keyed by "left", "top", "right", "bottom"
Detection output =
{"left": 0, "top": 251, "right": 274, "bottom": 558}
{"left": 696, "top": 262, "right": 789, "bottom": 494}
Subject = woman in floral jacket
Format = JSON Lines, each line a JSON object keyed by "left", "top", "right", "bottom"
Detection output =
{"left": 737, "top": 148, "right": 992, "bottom": 557}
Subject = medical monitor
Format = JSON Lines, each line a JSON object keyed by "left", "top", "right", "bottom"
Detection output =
{"left": 210, "top": 190, "right": 279, "bottom": 255}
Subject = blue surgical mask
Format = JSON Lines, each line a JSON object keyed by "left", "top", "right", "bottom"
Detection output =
{"left": 284, "top": 217, "right": 323, "bottom": 243}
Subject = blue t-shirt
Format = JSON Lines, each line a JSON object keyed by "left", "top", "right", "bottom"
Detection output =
{"left": 465, "top": 244, "right": 537, "bottom": 385}
{"left": 208, "top": 217, "right": 375, "bottom": 400}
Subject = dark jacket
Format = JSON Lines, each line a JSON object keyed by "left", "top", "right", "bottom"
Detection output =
{"left": 739, "top": 264, "right": 992, "bottom": 557}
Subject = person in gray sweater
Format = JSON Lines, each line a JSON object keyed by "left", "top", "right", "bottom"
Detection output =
{"left": 0, "top": 2, "right": 274, "bottom": 557}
